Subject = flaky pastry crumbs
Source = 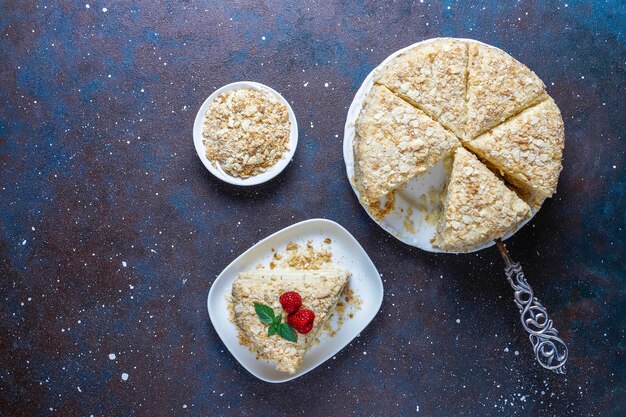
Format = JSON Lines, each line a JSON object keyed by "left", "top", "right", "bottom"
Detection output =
{"left": 202, "top": 88, "right": 290, "bottom": 178}
{"left": 322, "top": 285, "right": 363, "bottom": 338}
{"left": 281, "top": 241, "right": 332, "bottom": 270}
{"left": 367, "top": 191, "right": 396, "bottom": 221}
{"left": 403, "top": 208, "right": 416, "bottom": 234}
{"left": 424, "top": 185, "right": 445, "bottom": 226}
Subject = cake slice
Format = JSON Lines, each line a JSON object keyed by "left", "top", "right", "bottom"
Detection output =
{"left": 231, "top": 269, "right": 350, "bottom": 374}
{"left": 433, "top": 147, "right": 531, "bottom": 252}
{"left": 354, "top": 84, "right": 460, "bottom": 206}
{"left": 375, "top": 38, "right": 468, "bottom": 138}
{"left": 465, "top": 42, "right": 548, "bottom": 140}
{"left": 465, "top": 97, "right": 564, "bottom": 208}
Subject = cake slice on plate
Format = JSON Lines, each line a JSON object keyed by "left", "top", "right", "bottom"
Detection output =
{"left": 374, "top": 38, "right": 468, "bottom": 138}
{"left": 353, "top": 84, "right": 460, "bottom": 206}
{"left": 465, "top": 42, "right": 548, "bottom": 140}
{"left": 231, "top": 269, "right": 350, "bottom": 374}
{"left": 432, "top": 147, "right": 531, "bottom": 252}
{"left": 464, "top": 97, "right": 565, "bottom": 208}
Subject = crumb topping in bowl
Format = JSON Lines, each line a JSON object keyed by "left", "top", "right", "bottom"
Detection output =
{"left": 202, "top": 87, "right": 291, "bottom": 179}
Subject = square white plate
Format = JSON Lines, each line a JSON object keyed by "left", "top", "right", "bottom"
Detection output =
{"left": 207, "top": 218, "right": 383, "bottom": 383}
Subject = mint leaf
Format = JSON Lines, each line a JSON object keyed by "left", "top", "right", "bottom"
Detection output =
{"left": 254, "top": 302, "right": 275, "bottom": 324}
{"left": 254, "top": 303, "right": 295, "bottom": 342}
{"left": 277, "top": 323, "right": 297, "bottom": 343}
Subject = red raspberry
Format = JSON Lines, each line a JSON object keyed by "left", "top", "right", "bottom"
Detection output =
{"left": 296, "top": 320, "right": 314, "bottom": 334}
{"left": 279, "top": 291, "right": 302, "bottom": 314}
{"left": 287, "top": 309, "right": 315, "bottom": 334}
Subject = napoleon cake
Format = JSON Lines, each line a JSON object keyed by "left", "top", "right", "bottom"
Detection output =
{"left": 353, "top": 84, "right": 460, "bottom": 206}
{"left": 464, "top": 97, "right": 565, "bottom": 208}
{"left": 432, "top": 147, "right": 531, "bottom": 252}
{"left": 374, "top": 38, "right": 468, "bottom": 138}
{"left": 231, "top": 269, "right": 350, "bottom": 374}
{"left": 352, "top": 38, "right": 564, "bottom": 251}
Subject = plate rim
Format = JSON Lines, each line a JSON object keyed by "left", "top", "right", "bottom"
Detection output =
{"left": 342, "top": 37, "right": 537, "bottom": 254}
{"left": 207, "top": 218, "right": 384, "bottom": 383}
{"left": 193, "top": 81, "right": 299, "bottom": 186}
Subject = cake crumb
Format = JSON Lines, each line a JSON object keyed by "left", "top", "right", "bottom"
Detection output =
{"left": 323, "top": 285, "right": 363, "bottom": 337}
{"left": 280, "top": 241, "right": 332, "bottom": 270}
{"left": 403, "top": 208, "right": 416, "bottom": 233}
{"left": 367, "top": 192, "right": 396, "bottom": 220}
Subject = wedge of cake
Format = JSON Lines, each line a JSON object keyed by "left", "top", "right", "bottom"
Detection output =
{"left": 231, "top": 269, "right": 350, "bottom": 374}
{"left": 433, "top": 147, "right": 531, "bottom": 252}
{"left": 465, "top": 42, "right": 548, "bottom": 140}
{"left": 465, "top": 98, "right": 565, "bottom": 208}
{"left": 374, "top": 38, "right": 468, "bottom": 138}
{"left": 354, "top": 84, "right": 460, "bottom": 206}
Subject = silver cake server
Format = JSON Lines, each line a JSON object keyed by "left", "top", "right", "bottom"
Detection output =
{"left": 496, "top": 239, "right": 569, "bottom": 374}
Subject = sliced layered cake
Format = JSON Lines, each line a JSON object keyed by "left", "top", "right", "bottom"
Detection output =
{"left": 231, "top": 269, "right": 350, "bottom": 374}
{"left": 432, "top": 147, "right": 531, "bottom": 252}
{"left": 464, "top": 98, "right": 565, "bottom": 208}
{"left": 353, "top": 84, "right": 460, "bottom": 206}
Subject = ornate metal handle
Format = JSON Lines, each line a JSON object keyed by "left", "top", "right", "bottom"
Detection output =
{"left": 496, "top": 240, "right": 568, "bottom": 374}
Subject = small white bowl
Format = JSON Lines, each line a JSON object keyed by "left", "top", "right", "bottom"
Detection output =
{"left": 207, "top": 219, "right": 383, "bottom": 383}
{"left": 193, "top": 81, "right": 298, "bottom": 186}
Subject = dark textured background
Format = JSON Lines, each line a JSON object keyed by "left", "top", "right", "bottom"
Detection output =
{"left": 1, "top": 1, "right": 624, "bottom": 416}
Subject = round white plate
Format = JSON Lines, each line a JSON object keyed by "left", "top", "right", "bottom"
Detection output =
{"left": 343, "top": 38, "right": 536, "bottom": 254}
{"left": 207, "top": 219, "right": 383, "bottom": 383}
{"left": 194, "top": 81, "right": 298, "bottom": 186}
